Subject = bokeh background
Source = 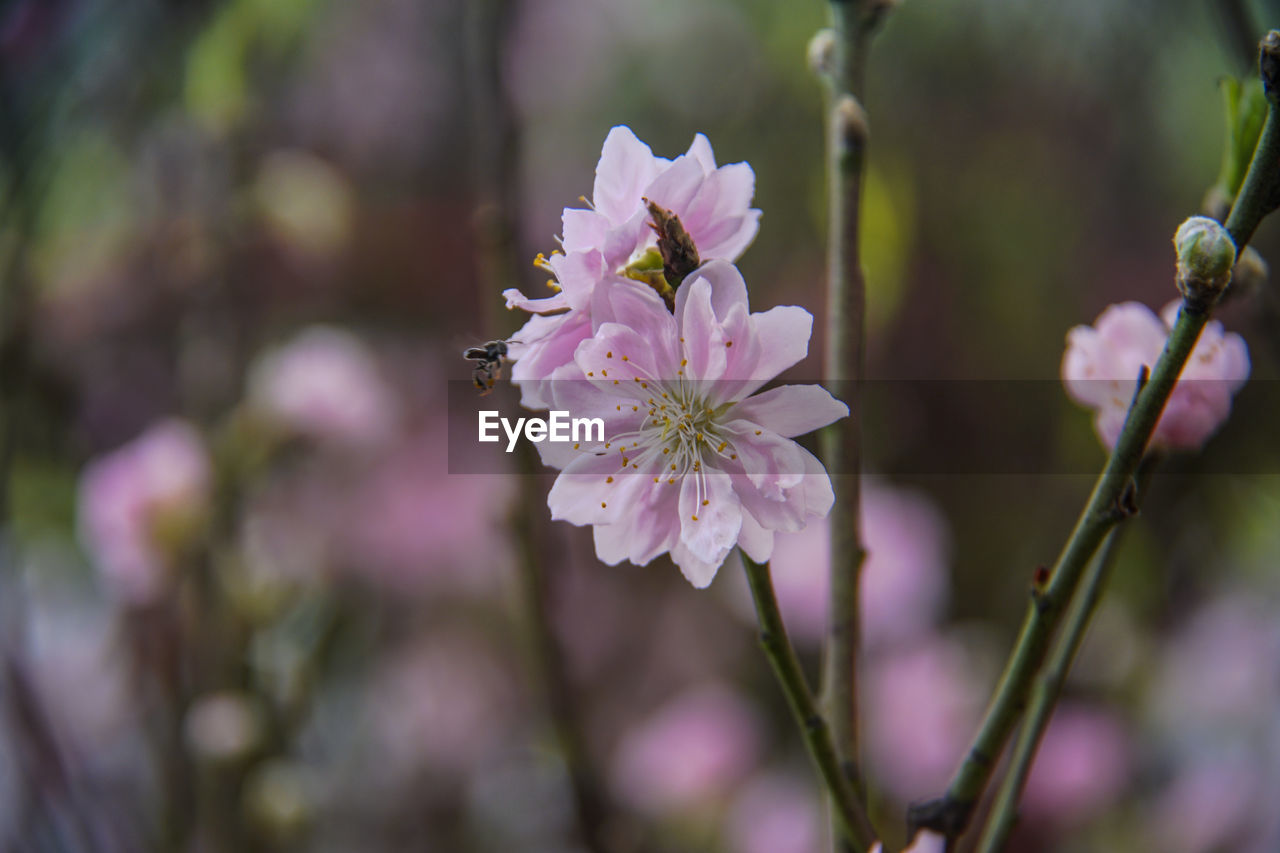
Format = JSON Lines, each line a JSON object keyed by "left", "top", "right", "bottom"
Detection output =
{"left": 2, "top": 0, "right": 1280, "bottom": 851}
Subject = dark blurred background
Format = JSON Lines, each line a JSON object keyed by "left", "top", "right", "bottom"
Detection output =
{"left": 1, "top": 0, "right": 1279, "bottom": 851}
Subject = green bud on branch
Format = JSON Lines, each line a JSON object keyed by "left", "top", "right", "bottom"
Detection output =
{"left": 1174, "top": 216, "right": 1236, "bottom": 310}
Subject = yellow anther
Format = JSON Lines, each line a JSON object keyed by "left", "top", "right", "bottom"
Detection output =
{"left": 606, "top": 476, "right": 613, "bottom": 483}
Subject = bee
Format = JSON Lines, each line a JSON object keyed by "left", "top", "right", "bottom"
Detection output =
{"left": 463, "top": 339, "right": 511, "bottom": 394}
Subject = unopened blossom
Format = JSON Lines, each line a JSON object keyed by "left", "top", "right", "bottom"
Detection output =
{"left": 611, "top": 683, "right": 761, "bottom": 816}
{"left": 504, "top": 125, "right": 760, "bottom": 407}
{"left": 77, "top": 419, "right": 211, "bottom": 604}
{"left": 1061, "top": 301, "right": 1249, "bottom": 451}
{"left": 763, "top": 480, "right": 950, "bottom": 647}
{"left": 246, "top": 325, "right": 399, "bottom": 447}
{"left": 544, "top": 261, "right": 847, "bottom": 587}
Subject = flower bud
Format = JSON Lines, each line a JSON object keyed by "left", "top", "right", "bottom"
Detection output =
{"left": 835, "top": 94, "right": 869, "bottom": 150}
{"left": 1260, "top": 30, "right": 1280, "bottom": 101}
{"left": 1174, "top": 216, "right": 1236, "bottom": 309}
{"left": 808, "top": 29, "right": 838, "bottom": 79}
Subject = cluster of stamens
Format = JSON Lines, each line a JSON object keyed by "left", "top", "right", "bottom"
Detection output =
{"left": 587, "top": 343, "right": 740, "bottom": 522}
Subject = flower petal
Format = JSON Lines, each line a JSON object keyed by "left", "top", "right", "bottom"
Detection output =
{"left": 737, "top": 510, "right": 774, "bottom": 564}
{"left": 678, "top": 469, "right": 741, "bottom": 573}
{"left": 548, "top": 450, "right": 651, "bottom": 526}
{"left": 594, "top": 126, "right": 664, "bottom": 225}
{"left": 744, "top": 305, "right": 813, "bottom": 393}
{"left": 728, "top": 385, "right": 849, "bottom": 438}
{"left": 674, "top": 260, "right": 748, "bottom": 323}
{"left": 678, "top": 276, "right": 729, "bottom": 382}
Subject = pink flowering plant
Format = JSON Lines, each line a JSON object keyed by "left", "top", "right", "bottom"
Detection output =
{"left": 504, "top": 126, "right": 761, "bottom": 408}
{"left": 489, "top": 44, "right": 1275, "bottom": 850}
{"left": 542, "top": 260, "right": 845, "bottom": 587}
{"left": 13, "top": 5, "right": 1280, "bottom": 853}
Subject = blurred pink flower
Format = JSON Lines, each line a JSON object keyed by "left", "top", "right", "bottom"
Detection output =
{"left": 544, "top": 261, "right": 845, "bottom": 587}
{"left": 725, "top": 773, "right": 822, "bottom": 853}
{"left": 366, "top": 632, "right": 516, "bottom": 777}
{"left": 863, "top": 635, "right": 988, "bottom": 803}
{"left": 1061, "top": 301, "right": 1249, "bottom": 451}
{"left": 247, "top": 326, "right": 399, "bottom": 448}
{"left": 77, "top": 419, "right": 211, "bottom": 605}
{"left": 1148, "top": 757, "right": 1272, "bottom": 853}
{"left": 1021, "top": 704, "right": 1131, "bottom": 824}
{"left": 338, "top": 427, "right": 515, "bottom": 594}
{"left": 611, "top": 683, "right": 762, "bottom": 816}
{"left": 1147, "top": 592, "right": 1280, "bottom": 741}
{"left": 504, "top": 125, "right": 760, "bottom": 408}
{"left": 766, "top": 480, "right": 950, "bottom": 647}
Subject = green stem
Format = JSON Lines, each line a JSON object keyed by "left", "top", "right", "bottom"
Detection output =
{"left": 911, "top": 308, "right": 1211, "bottom": 839}
{"left": 742, "top": 553, "right": 877, "bottom": 851}
{"left": 974, "top": 458, "right": 1157, "bottom": 852}
{"left": 819, "top": 0, "right": 885, "bottom": 812}
{"left": 1226, "top": 93, "right": 1280, "bottom": 248}
{"left": 909, "top": 34, "right": 1280, "bottom": 841}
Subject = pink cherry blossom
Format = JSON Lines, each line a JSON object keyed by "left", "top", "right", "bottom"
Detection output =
{"left": 610, "top": 683, "right": 761, "bottom": 816}
{"left": 543, "top": 260, "right": 847, "bottom": 587}
{"left": 246, "top": 325, "right": 399, "bottom": 448}
{"left": 77, "top": 419, "right": 212, "bottom": 605}
{"left": 1061, "top": 300, "right": 1249, "bottom": 451}
{"left": 504, "top": 126, "right": 760, "bottom": 408}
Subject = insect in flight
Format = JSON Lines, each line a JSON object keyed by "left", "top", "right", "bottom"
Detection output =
{"left": 463, "top": 339, "right": 511, "bottom": 394}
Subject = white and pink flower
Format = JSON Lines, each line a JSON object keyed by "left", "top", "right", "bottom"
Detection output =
{"left": 1061, "top": 301, "right": 1249, "bottom": 451}
{"left": 505, "top": 126, "right": 760, "bottom": 408}
{"left": 542, "top": 261, "right": 846, "bottom": 587}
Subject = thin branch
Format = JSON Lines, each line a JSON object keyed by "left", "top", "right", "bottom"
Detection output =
{"left": 817, "top": 0, "right": 890, "bottom": 818}
{"left": 974, "top": 457, "right": 1158, "bottom": 852}
{"left": 742, "top": 553, "right": 877, "bottom": 851}
{"left": 909, "top": 32, "right": 1280, "bottom": 842}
